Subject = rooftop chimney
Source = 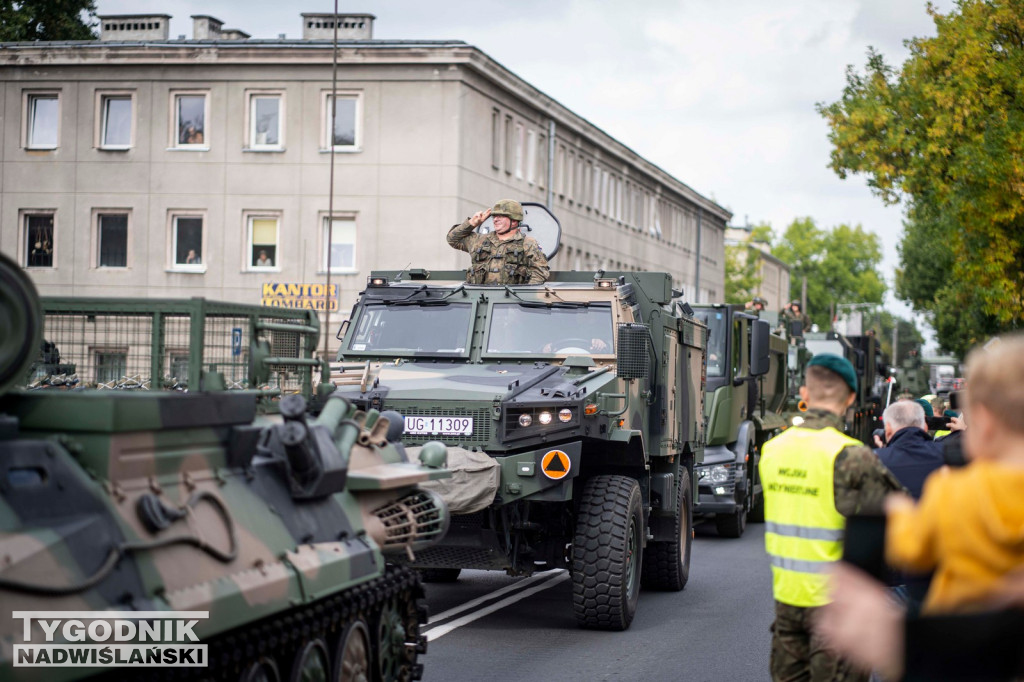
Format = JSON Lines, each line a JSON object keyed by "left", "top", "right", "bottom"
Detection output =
{"left": 301, "top": 13, "right": 375, "bottom": 40}
{"left": 192, "top": 15, "right": 250, "bottom": 40}
{"left": 98, "top": 14, "right": 171, "bottom": 41}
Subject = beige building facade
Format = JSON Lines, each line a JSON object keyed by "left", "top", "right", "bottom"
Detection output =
{"left": 0, "top": 12, "right": 729, "bottom": 350}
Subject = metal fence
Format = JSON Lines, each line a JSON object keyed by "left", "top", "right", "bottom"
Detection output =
{"left": 28, "top": 298, "right": 320, "bottom": 396}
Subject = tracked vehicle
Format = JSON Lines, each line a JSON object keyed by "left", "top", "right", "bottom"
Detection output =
{"left": 333, "top": 262, "right": 707, "bottom": 631}
{"left": 0, "top": 252, "right": 449, "bottom": 682}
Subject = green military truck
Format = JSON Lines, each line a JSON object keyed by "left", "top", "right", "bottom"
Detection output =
{"left": 804, "top": 331, "right": 879, "bottom": 443}
{"left": 332, "top": 269, "right": 707, "bottom": 630}
{"left": 691, "top": 305, "right": 788, "bottom": 537}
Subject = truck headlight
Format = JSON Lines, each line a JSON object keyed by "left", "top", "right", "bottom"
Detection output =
{"left": 538, "top": 411, "right": 553, "bottom": 425}
{"left": 791, "top": 415, "right": 805, "bottom": 426}
{"left": 558, "top": 408, "right": 572, "bottom": 423}
{"left": 706, "top": 464, "right": 730, "bottom": 485}
{"left": 519, "top": 413, "right": 533, "bottom": 427}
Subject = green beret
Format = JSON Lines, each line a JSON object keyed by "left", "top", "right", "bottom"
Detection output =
{"left": 808, "top": 353, "right": 857, "bottom": 393}
{"left": 915, "top": 398, "right": 934, "bottom": 417}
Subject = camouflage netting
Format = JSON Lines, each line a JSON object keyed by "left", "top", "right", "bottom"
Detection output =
{"left": 409, "top": 446, "right": 499, "bottom": 514}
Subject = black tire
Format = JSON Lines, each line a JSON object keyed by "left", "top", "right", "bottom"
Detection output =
{"left": 641, "top": 469, "right": 692, "bottom": 591}
{"left": 571, "top": 475, "right": 643, "bottom": 630}
{"left": 418, "top": 568, "right": 461, "bottom": 583}
{"left": 715, "top": 470, "right": 748, "bottom": 538}
{"left": 748, "top": 446, "right": 765, "bottom": 523}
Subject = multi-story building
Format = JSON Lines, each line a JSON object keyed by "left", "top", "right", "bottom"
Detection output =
{"left": 724, "top": 224, "right": 791, "bottom": 311}
{"left": 1, "top": 11, "right": 730, "bottom": 351}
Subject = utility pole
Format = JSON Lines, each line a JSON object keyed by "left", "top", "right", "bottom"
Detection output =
{"left": 893, "top": 322, "right": 899, "bottom": 366}
{"left": 800, "top": 276, "right": 807, "bottom": 315}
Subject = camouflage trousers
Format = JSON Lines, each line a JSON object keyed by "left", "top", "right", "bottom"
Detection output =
{"left": 770, "top": 601, "right": 869, "bottom": 682}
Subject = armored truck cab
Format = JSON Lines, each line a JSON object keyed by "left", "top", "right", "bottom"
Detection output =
{"left": 691, "top": 305, "right": 787, "bottom": 537}
{"left": 334, "top": 269, "right": 707, "bottom": 630}
{"left": 804, "top": 331, "right": 878, "bottom": 443}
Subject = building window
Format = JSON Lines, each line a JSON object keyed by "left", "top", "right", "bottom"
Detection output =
{"left": 23, "top": 212, "right": 55, "bottom": 268}
{"left": 168, "top": 352, "right": 190, "bottom": 386}
{"left": 513, "top": 124, "right": 525, "bottom": 179}
{"left": 173, "top": 92, "right": 208, "bottom": 148}
{"left": 323, "top": 93, "right": 360, "bottom": 150}
{"left": 504, "top": 115, "right": 513, "bottom": 174}
{"left": 322, "top": 216, "right": 356, "bottom": 273}
{"left": 95, "top": 350, "right": 127, "bottom": 386}
{"left": 25, "top": 93, "right": 59, "bottom": 149}
{"left": 171, "top": 214, "right": 204, "bottom": 270}
{"left": 536, "top": 134, "right": 547, "bottom": 190}
{"left": 248, "top": 93, "right": 283, "bottom": 149}
{"left": 247, "top": 214, "right": 280, "bottom": 270}
{"left": 99, "top": 94, "right": 132, "bottom": 149}
{"left": 491, "top": 109, "right": 501, "bottom": 169}
{"left": 97, "top": 213, "right": 129, "bottom": 268}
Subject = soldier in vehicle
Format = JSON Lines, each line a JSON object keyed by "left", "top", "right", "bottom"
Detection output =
{"left": 744, "top": 296, "right": 768, "bottom": 314}
{"left": 781, "top": 300, "right": 811, "bottom": 335}
{"left": 447, "top": 199, "right": 550, "bottom": 285}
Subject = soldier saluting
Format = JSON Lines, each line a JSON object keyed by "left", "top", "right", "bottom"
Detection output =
{"left": 447, "top": 199, "right": 550, "bottom": 285}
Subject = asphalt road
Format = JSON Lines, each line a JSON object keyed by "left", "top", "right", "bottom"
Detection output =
{"left": 419, "top": 521, "right": 776, "bottom": 682}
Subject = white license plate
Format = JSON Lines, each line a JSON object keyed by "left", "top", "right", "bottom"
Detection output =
{"left": 403, "top": 415, "right": 474, "bottom": 436}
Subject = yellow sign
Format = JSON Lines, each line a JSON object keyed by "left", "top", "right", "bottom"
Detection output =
{"left": 541, "top": 449, "right": 571, "bottom": 480}
{"left": 261, "top": 283, "right": 338, "bottom": 311}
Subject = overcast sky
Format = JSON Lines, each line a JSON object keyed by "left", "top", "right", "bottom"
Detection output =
{"left": 98, "top": 0, "right": 955, "bottom": 344}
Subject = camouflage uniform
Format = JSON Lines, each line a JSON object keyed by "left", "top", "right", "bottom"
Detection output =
{"left": 769, "top": 408, "right": 904, "bottom": 682}
{"left": 780, "top": 306, "right": 811, "bottom": 334}
{"left": 447, "top": 219, "right": 550, "bottom": 285}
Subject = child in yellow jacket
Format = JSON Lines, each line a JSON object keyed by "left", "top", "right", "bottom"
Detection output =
{"left": 886, "top": 334, "right": 1024, "bottom": 614}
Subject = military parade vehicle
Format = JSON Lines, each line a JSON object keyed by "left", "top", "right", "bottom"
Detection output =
{"left": 896, "top": 348, "right": 930, "bottom": 397}
{"left": 804, "top": 330, "right": 878, "bottom": 443}
{"left": 691, "top": 305, "right": 787, "bottom": 537}
{"left": 332, "top": 248, "right": 708, "bottom": 630}
{"left": 0, "top": 251, "right": 450, "bottom": 682}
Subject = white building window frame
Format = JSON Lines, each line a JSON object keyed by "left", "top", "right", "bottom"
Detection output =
{"left": 321, "top": 91, "right": 363, "bottom": 152}
{"left": 95, "top": 90, "right": 135, "bottom": 151}
{"left": 92, "top": 208, "right": 132, "bottom": 269}
{"left": 245, "top": 90, "right": 286, "bottom": 152}
{"left": 92, "top": 346, "right": 129, "bottom": 387}
{"left": 169, "top": 90, "right": 210, "bottom": 151}
{"left": 525, "top": 129, "right": 536, "bottom": 184}
{"left": 319, "top": 211, "right": 358, "bottom": 275}
{"left": 20, "top": 209, "right": 57, "bottom": 269}
{"left": 514, "top": 123, "right": 525, "bottom": 180}
{"left": 245, "top": 211, "right": 282, "bottom": 272}
{"left": 23, "top": 90, "right": 60, "bottom": 150}
{"left": 167, "top": 211, "right": 207, "bottom": 273}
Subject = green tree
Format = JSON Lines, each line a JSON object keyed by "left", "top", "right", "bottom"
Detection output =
{"left": 0, "top": 0, "right": 97, "bottom": 41}
{"left": 868, "top": 310, "right": 925, "bottom": 364}
{"left": 818, "top": 0, "right": 1024, "bottom": 358}
{"left": 724, "top": 241, "right": 762, "bottom": 305}
{"left": 773, "top": 217, "right": 886, "bottom": 328}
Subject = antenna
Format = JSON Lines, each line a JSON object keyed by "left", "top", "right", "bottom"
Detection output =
{"left": 322, "top": 0, "right": 340, "bottom": 377}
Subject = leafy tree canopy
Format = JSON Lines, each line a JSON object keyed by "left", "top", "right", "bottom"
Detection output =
{"left": 0, "top": 0, "right": 97, "bottom": 41}
{"left": 867, "top": 310, "right": 926, "bottom": 364}
{"left": 773, "top": 217, "right": 886, "bottom": 328}
{"left": 818, "top": 0, "right": 1024, "bottom": 358}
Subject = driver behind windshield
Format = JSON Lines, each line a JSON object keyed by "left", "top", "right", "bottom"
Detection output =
{"left": 541, "top": 313, "right": 613, "bottom": 354}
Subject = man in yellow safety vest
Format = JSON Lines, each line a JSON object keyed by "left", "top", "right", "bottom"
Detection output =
{"left": 760, "top": 353, "right": 903, "bottom": 681}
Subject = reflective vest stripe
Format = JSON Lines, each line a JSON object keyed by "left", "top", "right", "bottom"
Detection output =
{"left": 760, "top": 425, "right": 862, "bottom": 607}
{"left": 764, "top": 521, "right": 845, "bottom": 542}
{"left": 769, "top": 556, "right": 838, "bottom": 574}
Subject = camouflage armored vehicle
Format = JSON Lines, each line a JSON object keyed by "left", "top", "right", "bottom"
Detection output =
{"left": 0, "top": 252, "right": 449, "bottom": 682}
{"left": 333, "top": 268, "right": 707, "bottom": 630}
{"left": 691, "top": 305, "right": 787, "bottom": 537}
{"left": 804, "top": 330, "right": 878, "bottom": 443}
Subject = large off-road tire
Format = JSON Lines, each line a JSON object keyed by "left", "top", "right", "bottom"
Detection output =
{"left": 571, "top": 475, "right": 643, "bottom": 631}
{"left": 747, "top": 444, "right": 765, "bottom": 523}
{"left": 418, "top": 568, "right": 461, "bottom": 583}
{"left": 641, "top": 470, "right": 692, "bottom": 591}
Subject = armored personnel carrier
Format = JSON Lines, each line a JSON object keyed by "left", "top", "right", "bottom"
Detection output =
{"left": 332, "top": 265, "right": 707, "bottom": 631}
{"left": 804, "top": 330, "right": 879, "bottom": 443}
{"left": 0, "top": 252, "right": 449, "bottom": 681}
{"left": 691, "top": 304, "right": 787, "bottom": 537}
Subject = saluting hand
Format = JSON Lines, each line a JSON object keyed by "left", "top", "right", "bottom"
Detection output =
{"left": 469, "top": 208, "right": 492, "bottom": 228}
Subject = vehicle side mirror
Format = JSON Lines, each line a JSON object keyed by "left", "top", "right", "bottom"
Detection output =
{"left": 335, "top": 319, "right": 350, "bottom": 341}
{"left": 749, "top": 319, "right": 771, "bottom": 377}
{"left": 616, "top": 323, "right": 650, "bottom": 380}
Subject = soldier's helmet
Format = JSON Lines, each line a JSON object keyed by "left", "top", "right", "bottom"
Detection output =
{"left": 790, "top": 300, "right": 801, "bottom": 309}
{"left": 491, "top": 199, "right": 524, "bottom": 222}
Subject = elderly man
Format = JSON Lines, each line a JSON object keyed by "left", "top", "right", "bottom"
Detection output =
{"left": 874, "top": 400, "right": 947, "bottom": 500}
{"left": 447, "top": 199, "right": 549, "bottom": 285}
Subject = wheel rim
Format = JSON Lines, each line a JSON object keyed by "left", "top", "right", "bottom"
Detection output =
{"left": 625, "top": 515, "right": 639, "bottom": 595}
{"left": 292, "top": 640, "right": 329, "bottom": 682}
{"left": 241, "top": 658, "right": 280, "bottom": 682}
{"left": 337, "top": 622, "right": 370, "bottom": 682}
{"left": 377, "top": 598, "right": 408, "bottom": 682}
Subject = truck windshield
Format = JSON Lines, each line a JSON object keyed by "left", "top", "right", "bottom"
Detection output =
{"left": 486, "top": 303, "right": 614, "bottom": 355}
{"left": 694, "top": 309, "right": 727, "bottom": 377}
{"left": 347, "top": 302, "right": 472, "bottom": 355}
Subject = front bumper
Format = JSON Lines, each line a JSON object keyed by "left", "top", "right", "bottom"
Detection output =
{"left": 694, "top": 462, "right": 741, "bottom": 516}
